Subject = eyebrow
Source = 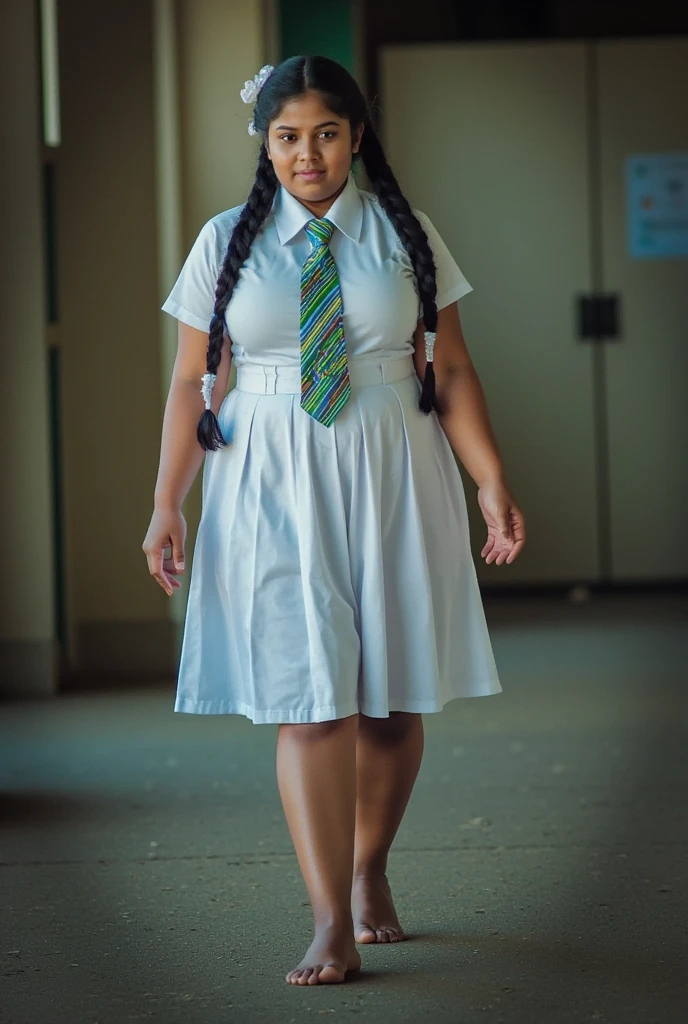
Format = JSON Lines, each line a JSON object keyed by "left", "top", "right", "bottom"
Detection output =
{"left": 274, "top": 121, "right": 340, "bottom": 130}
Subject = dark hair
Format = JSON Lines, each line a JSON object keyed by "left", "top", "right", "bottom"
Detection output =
{"left": 198, "top": 54, "right": 440, "bottom": 451}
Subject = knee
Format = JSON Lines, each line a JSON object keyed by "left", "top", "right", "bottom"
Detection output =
{"left": 359, "top": 710, "right": 422, "bottom": 744}
{"left": 279, "top": 713, "right": 358, "bottom": 744}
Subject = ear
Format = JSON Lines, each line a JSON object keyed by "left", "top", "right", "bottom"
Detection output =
{"left": 352, "top": 122, "right": 364, "bottom": 154}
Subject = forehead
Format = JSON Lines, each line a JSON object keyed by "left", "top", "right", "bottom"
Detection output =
{"left": 270, "top": 91, "right": 343, "bottom": 125}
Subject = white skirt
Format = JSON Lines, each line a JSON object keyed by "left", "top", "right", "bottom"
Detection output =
{"left": 174, "top": 354, "right": 502, "bottom": 723}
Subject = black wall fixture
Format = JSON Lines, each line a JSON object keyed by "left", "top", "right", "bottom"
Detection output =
{"left": 577, "top": 293, "right": 622, "bottom": 341}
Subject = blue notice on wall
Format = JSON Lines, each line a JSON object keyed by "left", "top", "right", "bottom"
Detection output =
{"left": 627, "top": 153, "right": 688, "bottom": 259}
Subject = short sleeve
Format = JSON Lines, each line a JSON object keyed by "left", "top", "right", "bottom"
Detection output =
{"left": 414, "top": 209, "right": 473, "bottom": 310}
{"left": 161, "top": 217, "right": 222, "bottom": 332}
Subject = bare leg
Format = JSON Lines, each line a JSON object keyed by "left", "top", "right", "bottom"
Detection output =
{"left": 276, "top": 713, "right": 362, "bottom": 985}
{"left": 351, "top": 711, "right": 424, "bottom": 943}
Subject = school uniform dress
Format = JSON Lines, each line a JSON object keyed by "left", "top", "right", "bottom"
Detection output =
{"left": 161, "top": 170, "right": 502, "bottom": 723}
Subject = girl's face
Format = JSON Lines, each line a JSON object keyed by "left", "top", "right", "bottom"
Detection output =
{"left": 266, "top": 90, "right": 363, "bottom": 208}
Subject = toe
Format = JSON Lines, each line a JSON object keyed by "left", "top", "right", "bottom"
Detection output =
{"left": 355, "top": 925, "right": 377, "bottom": 943}
{"left": 319, "top": 963, "right": 346, "bottom": 984}
{"left": 297, "top": 968, "right": 313, "bottom": 985}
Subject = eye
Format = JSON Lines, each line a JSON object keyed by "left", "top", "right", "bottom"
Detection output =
{"left": 278, "top": 131, "right": 339, "bottom": 142}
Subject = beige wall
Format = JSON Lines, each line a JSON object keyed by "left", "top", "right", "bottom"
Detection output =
{"left": 56, "top": 0, "right": 168, "bottom": 673}
{"left": 178, "top": 0, "right": 270, "bottom": 234}
{"left": 1, "top": 0, "right": 280, "bottom": 687}
{"left": 56, "top": 0, "right": 269, "bottom": 676}
{"left": 0, "top": 1, "right": 57, "bottom": 695}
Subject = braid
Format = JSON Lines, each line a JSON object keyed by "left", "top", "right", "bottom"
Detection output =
{"left": 197, "top": 145, "right": 278, "bottom": 451}
{"left": 358, "top": 116, "right": 441, "bottom": 416}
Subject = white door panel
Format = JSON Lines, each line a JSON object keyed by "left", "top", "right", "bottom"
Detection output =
{"left": 598, "top": 38, "right": 688, "bottom": 579}
{"left": 381, "top": 42, "right": 598, "bottom": 584}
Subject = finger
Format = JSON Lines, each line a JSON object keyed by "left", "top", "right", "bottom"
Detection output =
{"left": 481, "top": 536, "right": 496, "bottom": 558}
{"left": 170, "top": 533, "right": 185, "bottom": 572}
{"left": 500, "top": 539, "right": 522, "bottom": 565}
{"left": 145, "top": 552, "right": 164, "bottom": 581}
{"left": 152, "top": 572, "right": 174, "bottom": 596}
{"left": 159, "top": 569, "right": 181, "bottom": 593}
{"left": 512, "top": 515, "right": 526, "bottom": 543}
{"left": 488, "top": 537, "right": 510, "bottom": 564}
{"left": 153, "top": 546, "right": 176, "bottom": 595}
{"left": 159, "top": 561, "right": 182, "bottom": 590}
{"left": 157, "top": 545, "right": 168, "bottom": 582}
{"left": 505, "top": 540, "right": 526, "bottom": 564}
{"left": 158, "top": 546, "right": 182, "bottom": 583}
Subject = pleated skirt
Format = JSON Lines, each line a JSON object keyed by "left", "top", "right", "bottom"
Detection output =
{"left": 174, "top": 355, "right": 502, "bottom": 723}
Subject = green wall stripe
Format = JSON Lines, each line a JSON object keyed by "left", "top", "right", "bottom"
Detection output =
{"left": 279, "top": 0, "right": 354, "bottom": 70}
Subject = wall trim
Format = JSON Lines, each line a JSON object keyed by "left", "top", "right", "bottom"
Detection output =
{"left": 0, "top": 639, "right": 58, "bottom": 698}
{"left": 72, "top": 618, "right": 179, "bottom": 679}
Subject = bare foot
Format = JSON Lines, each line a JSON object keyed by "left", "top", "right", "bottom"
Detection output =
{"left": 285, "top": 923, "right": 362, "bottom": 985}
{"left": 351, "top": 872, "right": 405, "bottom": 943}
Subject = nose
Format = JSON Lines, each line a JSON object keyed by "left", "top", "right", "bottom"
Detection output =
{"left": 299, "top": 136, "right": 321, "bottom": 162}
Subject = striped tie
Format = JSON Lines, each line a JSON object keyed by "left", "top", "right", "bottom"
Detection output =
{"left": 300, "top": 217, "right": 351, "bottom": 427}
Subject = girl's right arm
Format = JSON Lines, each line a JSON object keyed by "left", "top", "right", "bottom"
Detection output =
{"left": 142, "top": 321, "right": 231, "bottom": 595}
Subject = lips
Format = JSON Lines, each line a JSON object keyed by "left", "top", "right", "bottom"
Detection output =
{"left": 299, "top": 170, "right": 324, "bottom": 180}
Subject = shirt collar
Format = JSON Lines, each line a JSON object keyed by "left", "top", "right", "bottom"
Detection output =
{"left": 272, "top": 170, "right": 363, "bottom": 245}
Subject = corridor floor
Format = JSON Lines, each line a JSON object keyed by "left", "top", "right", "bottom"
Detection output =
{"left": 1, "top": 591, "right": 686, "bottom": 1023}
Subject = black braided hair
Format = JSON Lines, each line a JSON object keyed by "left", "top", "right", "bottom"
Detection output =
{"left": 356, "top": 116, "right": 440, "bottom": 416}
{"left": 198, "top": 55, "right": 441, "bottom": 452}
{"left": 197, "top": 146, "right": 278, "bottom": 450}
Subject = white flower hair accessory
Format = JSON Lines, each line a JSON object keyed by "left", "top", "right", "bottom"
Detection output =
{"left": 240, "top": 64, "right": 275, "bottom": 135}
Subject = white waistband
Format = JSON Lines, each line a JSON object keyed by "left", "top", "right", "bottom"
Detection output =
{"left": 235, "top": 355, "right": 415, "bottom": 395}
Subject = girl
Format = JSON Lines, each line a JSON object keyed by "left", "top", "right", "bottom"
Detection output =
{"left": 143, "top": 55, "right": 526, "bottom": 987}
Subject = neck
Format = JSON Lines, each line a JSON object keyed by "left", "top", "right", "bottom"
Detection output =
{"left": 291, "top": 174, "right": 349, "bottom": 219}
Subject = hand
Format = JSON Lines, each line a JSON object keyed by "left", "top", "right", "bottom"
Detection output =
{"left": 477, "top": 479, "right": 526, "bottom": 565}
{"left": 142, "top": 507, "right": 187, "bottom": 596}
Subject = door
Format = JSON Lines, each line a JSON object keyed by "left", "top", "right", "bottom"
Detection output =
{"left": 380, "top": 42, "right": 598, "bottom": 584}
{"left": 597, "top": 37, "right": 688, "bottom": 580}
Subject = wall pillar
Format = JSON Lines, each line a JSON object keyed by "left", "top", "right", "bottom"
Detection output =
{"left": 0, "top": 1, "right": 57, "bottom": 696}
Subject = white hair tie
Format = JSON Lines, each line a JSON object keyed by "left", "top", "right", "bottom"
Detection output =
{"left": 424, "top": 331, "right": 436, "bottom": 363}
{"left": 200, "top": 373, "right": 216, "bottom": 410}
{"left": 240, "top": 64, "right": 275, "bottom": 135}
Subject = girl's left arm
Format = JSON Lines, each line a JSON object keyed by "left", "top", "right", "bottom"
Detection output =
{"left": 412, "top": 302, "right": 526, "bottom": 565}
{"left": 412, "top": 301, "right": 503, "bottom": 486}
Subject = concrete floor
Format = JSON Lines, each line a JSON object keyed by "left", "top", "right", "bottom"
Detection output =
{"left": 1, "top": 591, "right": 687, "bottom": 1023}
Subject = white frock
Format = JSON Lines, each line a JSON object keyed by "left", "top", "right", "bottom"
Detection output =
{"left": 161, "top": 171, "right": 502, "bottom": 723}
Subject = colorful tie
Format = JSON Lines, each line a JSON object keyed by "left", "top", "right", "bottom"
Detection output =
{"left": 300, "top": 217, "right": 351, "bottom": 427}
